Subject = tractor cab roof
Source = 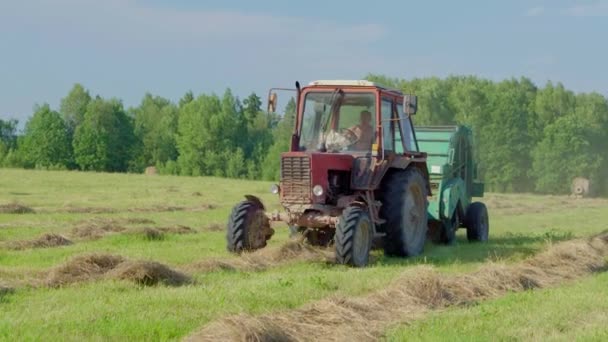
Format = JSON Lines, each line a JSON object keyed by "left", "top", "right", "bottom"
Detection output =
{"left": 307, "top": 80, "right": 403, "bottom": 96}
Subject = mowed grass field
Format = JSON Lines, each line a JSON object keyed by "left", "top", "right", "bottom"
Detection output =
{"left": 0, "top": 168, "right": 607, "bottom": 341}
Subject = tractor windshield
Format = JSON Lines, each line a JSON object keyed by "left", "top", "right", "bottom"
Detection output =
{"left": 299, "top": 91, "right": 376, "bottom": 153}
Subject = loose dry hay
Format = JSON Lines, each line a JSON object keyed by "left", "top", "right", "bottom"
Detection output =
{"left": 0, "top": 203, "right": 35, "bottom": 214}
{"left": 123, "top": 218, "right": 156, "bottom": 225}
{"left": 187, "top": 240, "right": 334, "bottom": 273}
{"left": 45, "top": 253, "right": 191, "bottom": 287}
{"left": 157, "top": 225, "right": 197, "bottom": 235}
{"left": 61, "top": 206, "right": 116, "bottom": 214}
{"left": 0, "top": 283, "right": 15, "bottom": 298}
{"left": 136, "top": 227, "right": 165, "bottom": 240}
{"left": 108, "top": 261, "right": 191, "bottom": 286}
{"left": 203, "top": 223, "right": 224, "bottom": 232}
{"left": 187, "top": 232, "right": 608, "bottom": 342}
{"left": 129, "top": 204, "right": 217, "bottom": 213}
{"left": 484, "top": 194, "right": 608, "bottom": 216}
{"left": 132, "top": 226, "right": 197, "bottom": 240}
{"left": 45, "top": 254, "right": 126, "bottom": 287}
{"left": 71, "top": 221, "right": 127, "bottom": 240}
{"left": 58, "top": 204, "right": 216, "bottom": 214}
{"left": 5, "top": 233, "right": 73, "bottom": 250}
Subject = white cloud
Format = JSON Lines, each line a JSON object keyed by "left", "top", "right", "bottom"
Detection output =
{"left": 0, "top": 0, "right": 387, "bottom": 47}
{"left": 524, "top": 6, "right": 545, "bottom": 17}
{"left": 563, "top": 1, "right": 608, "bottom": 17}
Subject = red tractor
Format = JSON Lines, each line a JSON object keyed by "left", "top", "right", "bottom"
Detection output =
{"left": 226, "top": 80, "right": 430, "bottom": 267}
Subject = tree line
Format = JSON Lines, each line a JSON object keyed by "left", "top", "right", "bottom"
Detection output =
{"left": 0, "top": 77, "right": 607, "bottom": 196}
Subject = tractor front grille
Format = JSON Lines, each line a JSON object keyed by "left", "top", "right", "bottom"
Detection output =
{"left": 281, "top": 156, "right": 311, "bottom": 204}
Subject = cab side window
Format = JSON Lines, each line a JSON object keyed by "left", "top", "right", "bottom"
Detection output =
{"left": 381, "top": 99, "right": 393, "bottom": 151}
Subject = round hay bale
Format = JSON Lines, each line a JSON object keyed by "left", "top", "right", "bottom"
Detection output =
{"left": 144, "top": 166, "right": 158, "bottom": 175}
{"left": 571, "top": 177, "right": 591, "bottom": 198}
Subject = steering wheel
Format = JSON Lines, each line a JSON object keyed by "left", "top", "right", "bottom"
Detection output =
{"left": 340, "top": 127, "right": 360, "bottom": 146}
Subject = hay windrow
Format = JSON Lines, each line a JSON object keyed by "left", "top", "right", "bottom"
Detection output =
{"left": 187, "top": 232, "right": 608, "bottom": 342}
{"left": 0, "top": 284, "right": 15, "bottom": 302}
{"left": 55, "top": 204, "right": 216, "bottom": 214}
{"left": 136, "top": 227, "right": 165, "bottom": 240}
{"left": 203, "top": 223, "right": 223, "bottom": 232}
{"left": 61, "top": 206, "right": 116, "bottom": 214}
{"left": 5, "top": 233, "right": 73, "bottom": 250}
{"left": 131, "top": 226, "right": 197, "bottom": 240}
{"left": 71, "top": 221, "right": 127, "bottom": 240}
{"left": 187, "top": 240, "right": 334, "bottom": 273}
{"left": 157, "top": 225, "right": 197, "bottom": 234}
{"left": 0, "top": 203, "right": 35, "bottom": 214}
{"left": 46, "top": 254, "right": 126, "bottom": 287}
{"left": 108, "top": 261, "right": 191, "bottom": 286}
{"left": 45, "top": 254, "right": 191, "bottom": 287}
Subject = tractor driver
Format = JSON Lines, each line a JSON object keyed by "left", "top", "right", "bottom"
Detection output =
{"left": 348, "top": 110, "right": 374, "bottom": 150}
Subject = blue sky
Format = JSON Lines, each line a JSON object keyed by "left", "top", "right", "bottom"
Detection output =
{"left": 1, "top": 0, "right": 607, "bottom": 122}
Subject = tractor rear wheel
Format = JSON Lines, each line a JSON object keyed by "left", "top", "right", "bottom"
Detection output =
{"left": 465, "top": 202, "right": 489, "bottom": 242}
{"left": 335, "top": 206, "right": 372, "bottom": 267}
{"left": 226, "top": 200, "right": 274, "bottom": 253}
{"left": 379, "top": 169, "right": 428, "bottom": 257}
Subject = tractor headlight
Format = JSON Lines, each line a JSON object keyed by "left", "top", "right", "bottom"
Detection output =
{"left": 270, "top": 184, "right": 280, "bottom": 194}
{"left": 312, "top": 185, "right": 324, "bottom": 197}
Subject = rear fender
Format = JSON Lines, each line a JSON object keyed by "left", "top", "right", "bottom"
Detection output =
{"left": 440, "top": 178, "right": 466, "bottom": 220}
{"left": 387, "top": 159, "right": 431, "bottom": 196}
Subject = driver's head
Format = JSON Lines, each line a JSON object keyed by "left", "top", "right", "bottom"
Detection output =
{"left": 360, "top": 110, "right": 372, "bottom": 126}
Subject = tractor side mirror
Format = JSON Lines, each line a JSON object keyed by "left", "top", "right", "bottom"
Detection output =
{"left": 404, "top": 95, "right": 417, "bottom": 115}
{"left": 267, "top": 92, "right": 278, "bottom": 113}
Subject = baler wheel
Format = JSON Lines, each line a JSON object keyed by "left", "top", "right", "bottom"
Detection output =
{"left": 226, "top": 200, "right": 274, "bottom": 253}
{"left": 335, "top": 207, "right": 372, "bottom": 267}
{"left": 465, "top": 202, "right": 489, "bottom": 242}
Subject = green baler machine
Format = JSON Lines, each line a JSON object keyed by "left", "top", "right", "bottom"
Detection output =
{"left": 415, "top": 125, "right": 489, "bottom": 244}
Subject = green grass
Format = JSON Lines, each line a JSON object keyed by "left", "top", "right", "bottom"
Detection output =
{"left": 1, "top": 168, "right": 607, "bottom": 340}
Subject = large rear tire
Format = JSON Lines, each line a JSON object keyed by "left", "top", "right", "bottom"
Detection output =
{"left": 226, "top": 201, "right": 274, "bottom": 253}
{"left": 335, "top": 207, "right": 373, "bottom": 267}
{"left": 379, "top": 169, "right": 428, "bottom": 257}
{"left": 465, "top": 202, "right": 489, "bottom": 242}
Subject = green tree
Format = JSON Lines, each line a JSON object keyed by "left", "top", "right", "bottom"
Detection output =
{"left": 176, "top": 94, "right": 222, "bottom": 176}
{"left": 179, "top": 91, "right": 194, "bottom": 108}
{"left": 243, "top": 92, "right": 262, "bottom": 124}
{"left": 20, "top": 104, "right": 71, "bottom": 168}
{"left": 60, "top": 83, "right": 91, "bottom": 135}
{"left": 0, "top": 118, "right": 18, "bottom": 165}
{"left": 131, "top": 93, "right": 179, "bottom": 171}
{"left": 479, "top": 78, "right": 537, "bottom": 192}
{"left": 262, "top": 98, "right": 296, "bottom": 180}
{"left": 0, "top": 118, "right": 18, "bottom": 148}
{"left": 532, "top": 115, "right": 602, "bottom": 194}
{"left": 73, "top": 97, "right": 135, "bottom": 172}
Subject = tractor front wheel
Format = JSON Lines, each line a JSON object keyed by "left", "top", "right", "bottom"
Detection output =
{"left": 465, "top": 202, "right": 489, "bottom": 242}
{"left": 226, "top": 200, "right": 274, "bottom": 253}
{"left": 335, "top": 207, "right": 373, "bottom": 267}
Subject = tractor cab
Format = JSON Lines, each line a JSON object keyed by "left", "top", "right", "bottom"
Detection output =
{"left": 294, "top": 80, "right": 419, "bottom": 156}
{"left": 273, "top": 80, "right": 426, "bottom": 210}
